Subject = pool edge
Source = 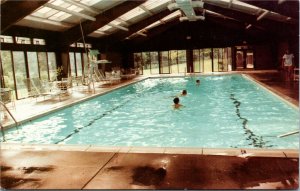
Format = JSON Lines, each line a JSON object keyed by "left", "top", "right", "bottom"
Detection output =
{"left": 1, "top": 143, "right": 298, "bottom": 158}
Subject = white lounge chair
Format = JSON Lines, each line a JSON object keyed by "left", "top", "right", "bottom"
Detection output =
{"left": 94, "top": 68, "right": 120, "bottom": 85}
{"left": 25, "top": 78, "right": 64, "bottom": 101}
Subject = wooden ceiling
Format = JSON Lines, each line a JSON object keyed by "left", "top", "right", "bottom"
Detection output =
{"left": 1, "top": 0, "right": 298, "bottom": 51}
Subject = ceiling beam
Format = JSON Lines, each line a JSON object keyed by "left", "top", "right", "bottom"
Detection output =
{"left": 202, "top": 3, "right": 295, "bottom": 35}
{"left": 44, "top": 3, "right": 96, "bottom": 21}
{"left": 139, "top": 5, "right": 153, "bottom": 16}
{"left": 60, "top": 0, "right": 146, "bottom": 48}
{"left": 1, "top": 0, "right": 49, "bottom": 33}
{"left": 239, "top": 0, "right": 299, "bottom": 19}
{"left": 105, "top": 9, "right": 172, "bottom": 43}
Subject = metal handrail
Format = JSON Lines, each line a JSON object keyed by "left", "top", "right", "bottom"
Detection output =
{"left": 0, "top": 101, "right": 18, "bottom": 141}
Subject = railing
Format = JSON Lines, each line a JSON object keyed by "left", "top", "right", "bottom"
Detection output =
{"left": 0, "top": 101, "right": 18, "bottom": 141}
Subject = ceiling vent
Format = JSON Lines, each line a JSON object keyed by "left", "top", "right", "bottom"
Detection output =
{"left": 168, "top": 0, "right": 204, "bottom": 21}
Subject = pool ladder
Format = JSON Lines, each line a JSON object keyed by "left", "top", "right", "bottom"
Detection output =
{"left": 0, "top": 101, "right": 18, "bottom": 141}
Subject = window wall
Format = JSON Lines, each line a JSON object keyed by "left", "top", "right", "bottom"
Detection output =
{"left": 75, "top": 53, "right": 83, "bottom": 76}
{"left": 13, "top": 51, "right": 28, "bottom": 99}
{"left": 150, "top": 52, "right": 159, "bottom": 74}
{"left": 0, "top": 51, "right": 15, "bottom": 97}
{"left": 213, "top": 48, "right": 231, "bottom": 72}
{"left": 136, "top": 48, "right": 231, "bottom": 75}
{"left": 69, "top": 52, "right": 87, "bottom": 77}
{"left": 142, "top": 52, "right": 151, "bottom": 75}
{"left": 27, "top": 52, "right": 40, "bottom": 78}
{"left": 38, "top": 52, "right": 49, "bottom": 81}
{"left": 138, "top": 50, "right": 188, "bottom": 75}
{"left": 47, "top": 52, "right": 57, "bottom": 81}
{"left": 0, "top": 50, "right": 57, "bottom": 99}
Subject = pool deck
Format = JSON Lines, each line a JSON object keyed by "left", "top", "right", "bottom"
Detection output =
{"left": 1, "top": 70, "right": 299, "bottom": 189}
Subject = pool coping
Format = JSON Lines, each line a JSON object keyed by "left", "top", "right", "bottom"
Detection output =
{"left": 1, "top": 143, "right": 298, "bottom": 158}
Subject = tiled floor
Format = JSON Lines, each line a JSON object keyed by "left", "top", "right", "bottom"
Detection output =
{"left": 0, "top": 70, "right": 299, "bottom": 189}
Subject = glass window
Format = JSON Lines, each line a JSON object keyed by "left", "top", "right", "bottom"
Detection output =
{"left": 12, "top": 51, "right": 28, "bottom": 99}
{"left": 27, "top": 52, "right": 40, "bottom": 78}
{"left": 177, "top": 50, "right": 186, "bottom": 73}
{"left": 82, "top": 52, "right": 88, "bottom": 76}
{"left": 199, "top": 49, "right": 204, "bottom": 72}
{"left": 15, "top": 37, "right": 31, "bottom": 44}
{"left": 160, "top": 51, "right": 169, "bottom": 74}
{"left": 169, "top": 50, "right": 178, "bottom": 74}
{"left": 0, "top": 35, "right": 13, "bottom": 43}
{"left": 134, "top": 53, "right": 143, "bottom": 75}
{"left": 213, "top": 48, "right": 219, "bottom": 72}
{"left": 75, "top": 53, "right": 83, "bottom": 76}
{"left": 142, "top": 52, "right": 151, "bottom": 75}
{"left": 246, "top": 51, "right": 254, "bottom": 69}
{"left": 193, "top": 49, "right": 201, "bottom": 73}
{"left": 150, "top": 52, "right": 159, "bottom": 74}
{"left": 77, "top": 43, "right": 84, "bottom": 48}
{"left": 85, "top": 43, "right": 92, "bottom": 48}
{"left": 47, "top": 52, "right": 57, "bottom": 81}
{"left": 203, "top": 49, "right": 212, "bottom": 73}
{"left": 69, "top": 52, "right": 76, "bottom": 77}
{"left": 227, "top": 48, "right": 232, "bottom": 71}
{"left": 0, "top": 51, "right": 15, "bottom": 96}
{"left": 38, "top": 52, "right": 49, "bottom": 81}
{"left": 33, "top": 38, "right": 46, "bottom": 45}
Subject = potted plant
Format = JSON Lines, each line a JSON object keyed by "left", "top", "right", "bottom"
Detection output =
{"left": 56, "top": 66, "right": 63, "bottom": 81}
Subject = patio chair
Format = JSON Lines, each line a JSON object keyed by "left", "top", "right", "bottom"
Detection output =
{"left": 94, "top": 68, "right": 120, "bottom": 85}
{"left": 26, "top": 78, "right": 63, "bottom": 101}
{"left": 0, "top": 88, "right": 15, "bottom": 110}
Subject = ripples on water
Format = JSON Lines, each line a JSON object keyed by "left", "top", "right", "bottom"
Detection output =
{"left": 2, "top": 75, "right": 299, "bottom": 149}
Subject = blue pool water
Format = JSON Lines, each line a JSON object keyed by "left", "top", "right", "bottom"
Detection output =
{"left": 2, "top": 74, "right": 299, "bottom": 149}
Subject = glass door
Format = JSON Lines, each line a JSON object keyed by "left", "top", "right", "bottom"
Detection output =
{"left": 246, "top": 50, "right": 254, "bottom": 69}
{"left": 235, "top": 49, "right": 254, "bottom": 69}
{"left": 160, "top": 51, "right": 170, "bottom": 74}
{"left": 236, "top": 50, "right": 244, "bottom": 69}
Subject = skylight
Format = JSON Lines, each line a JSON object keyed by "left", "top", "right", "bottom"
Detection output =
{"left": 119, "top": 7, "right": 146, "bottom": 22}
{"left": 144, "top": 10, "right": 181, "bottom": 31}
{"left": 97, "top": 25, "right": 112, "bottom": 32}
{"left": 79, "top": 0, "right": 104, "bottom": 6}
{"left": 143, "top": 0, "right": 170, "bottom": 11}
{"left": 36, "top": 7, "right": 52, "bottom": 14}
{"left": 110, "top": 20, "right": 122, "bottom": 26}
{"left": 48, "top": 11, "right": 72, "bottom": 21}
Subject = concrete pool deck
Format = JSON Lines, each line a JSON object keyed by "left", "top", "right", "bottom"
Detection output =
{"left": 1, "top": 144, "right": 298, "bottom": 189}
{"left": 0, "top": 70, "right": 299, "bottom": 189}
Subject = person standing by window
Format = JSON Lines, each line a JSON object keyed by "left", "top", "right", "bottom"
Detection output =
{"left": 282, "top": 49, "right": 294, "bottom": 81}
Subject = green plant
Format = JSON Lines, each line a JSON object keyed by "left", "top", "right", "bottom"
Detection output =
{"left": 56, "top": 66, "right": 63, "bottom": 77}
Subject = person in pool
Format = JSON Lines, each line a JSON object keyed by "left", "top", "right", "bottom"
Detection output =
{"left": 173, "top": 97, "right": 183, "bottom": 109}
{"left": 170, "top": 89, "right": 187, "bottom": 98}
{"left": 196, "top": 79, "right": 200, "bottom": 86}
{"left": 181, "top": 89, "right": 187, "bottom": 96}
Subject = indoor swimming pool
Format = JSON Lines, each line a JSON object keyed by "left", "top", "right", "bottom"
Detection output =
{"left": 1, "top": 74, "right": 299, "bottom": 149}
